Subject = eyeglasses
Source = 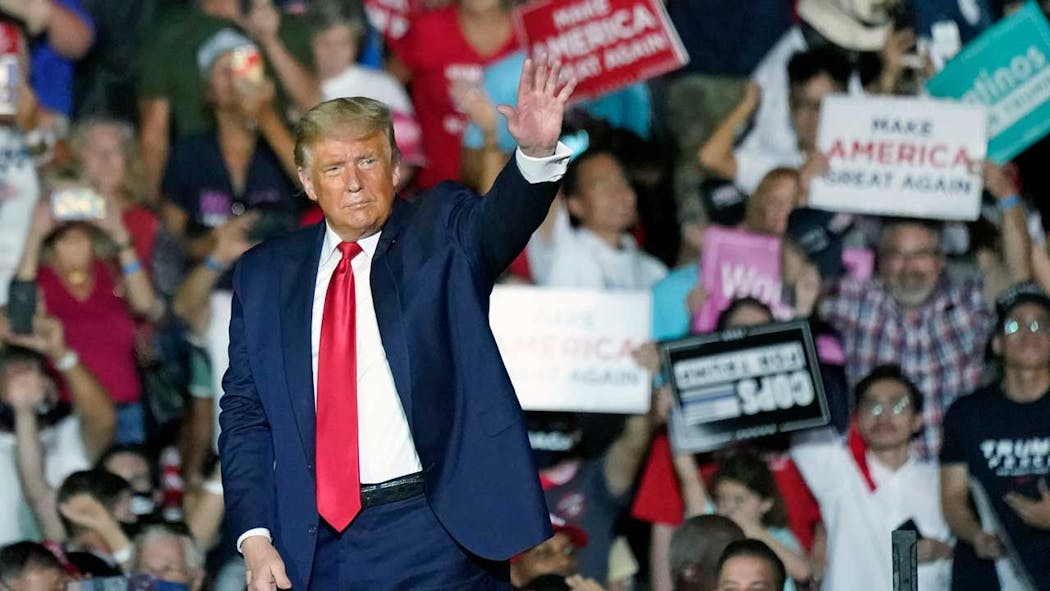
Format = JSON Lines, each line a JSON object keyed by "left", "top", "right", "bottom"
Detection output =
{"left": 859, "top": 397, "right": 911, "bottom": 417}
{"left": 880, "top": 248, "right": 940, "bottom": 262}
{"left": 1003, "top": 319, "right": 1050, "bottom": 336}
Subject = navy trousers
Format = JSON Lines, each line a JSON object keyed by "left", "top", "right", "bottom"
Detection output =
{"left": 307, "top": 493, "right": 514, "bottom": 590}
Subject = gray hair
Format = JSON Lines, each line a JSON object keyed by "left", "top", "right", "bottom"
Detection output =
{"left": 294, "top": 97, "right": 400, "bottom": 169}
{"left": 131, "top": 525, "right": 204, "bottom": 577}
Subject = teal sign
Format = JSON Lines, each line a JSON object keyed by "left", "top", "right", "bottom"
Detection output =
{"left": 927, "top": 2, "right": 1050, "bottom": 162}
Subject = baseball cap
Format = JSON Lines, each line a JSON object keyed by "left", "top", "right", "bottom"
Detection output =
{"left": 549, "top": 514, "right": 588, "bottom": 548}
{"left": 785, "top": 208, "right": 853, "bottom": 278}
{"left": 996, "top": 282, "right": 1050, "bottom": 330}
{"left": 699, "top": 178, "right": 747, "bottom": 227}
{"left": 197, "top": 28, "right": 257, "bottom": 77}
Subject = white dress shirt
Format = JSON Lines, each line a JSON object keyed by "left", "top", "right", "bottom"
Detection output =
{"left": 791, "top": 429, "right": 952, "bottom": 591}
{"left": 237, "top": 144, "right": 572, "bottom": 550}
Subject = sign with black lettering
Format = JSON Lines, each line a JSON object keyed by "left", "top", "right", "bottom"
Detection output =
{"left": 513, "top": 0, "right": 690, "bottom": 102}
{"left": 663, "top": 320, "right": 829, "bottom": 453}
{"left": 810, "top": 94, "right": 987, "bottom": 221}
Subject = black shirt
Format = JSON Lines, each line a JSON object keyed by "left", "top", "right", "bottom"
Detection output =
{"left": 940, "top": 384, "right": 1050, "bottom": 588}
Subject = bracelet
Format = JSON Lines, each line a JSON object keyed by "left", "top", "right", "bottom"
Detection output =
{"left": 54, "top": 351, "right": 79, "bottom": 372}
{"left": 203, "top": 256, "right": 226, "bottom": 272}
{"left": 202, "top": 479, "right": 224, "bottom": 496}
{"left": 120, "top": 260, "right": 142, "bottom": 275}
{"left": 999, "top": 194, "right": 1021, "bottom": 211}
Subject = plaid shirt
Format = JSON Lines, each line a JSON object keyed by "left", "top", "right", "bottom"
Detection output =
{"left": 820, "top": 276, "right": 993, "bottom": 458}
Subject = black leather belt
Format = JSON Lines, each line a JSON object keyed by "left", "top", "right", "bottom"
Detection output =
{"left": 360, "top": 472, "right": 424, "bottom": 509}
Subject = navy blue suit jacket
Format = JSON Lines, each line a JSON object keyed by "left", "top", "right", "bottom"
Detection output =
{"left": 218, "top": 162, "right": 556, "bottom": 588}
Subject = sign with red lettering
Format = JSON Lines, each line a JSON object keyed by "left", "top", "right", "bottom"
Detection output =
{"left": 512, "top": 0, "right": 689, "bottom": 101}
{"left": 489, "top": 285, "right": 652, "bottom": 413}
{"left": 810, "top": 95, "right": 988, "bottom": 221}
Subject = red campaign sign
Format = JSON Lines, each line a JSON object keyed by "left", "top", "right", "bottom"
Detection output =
{"left": 363, "top": 0, "right": 428, "bottom": 42}
{"left": 513, "top": 0, "right": 689, "bottom": 102}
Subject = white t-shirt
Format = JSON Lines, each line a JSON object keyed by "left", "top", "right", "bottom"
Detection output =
{"left": 322, "top": 66, "right": 414, "bottom": 114}
{"left": 529, "top": 204, "right": 667, "bottom": 290}
{"left": 733, "top": 27, "right": 808, "bottom": 195}
{"left": 0, "top": 126, "right": 41, "bottom": 305}
{"left": 0, "top": 416, "right": 91, "bottom": 545}
{"left": 733, "top": 27, "right": 866, "bottom": 194}
{"left": 791, "top": 429, "right": 952, "bottom": 591}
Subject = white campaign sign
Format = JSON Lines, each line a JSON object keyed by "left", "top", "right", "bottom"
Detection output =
{"left": 489, "top": 285, "right": 652, "bottom": 414}
{"left": 810, "top": 94, "right": 988, "bottom": 221}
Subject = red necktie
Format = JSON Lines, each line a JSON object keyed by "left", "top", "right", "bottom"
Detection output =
{"left": 316, "top": 241, "right": 363, "bottom": 531}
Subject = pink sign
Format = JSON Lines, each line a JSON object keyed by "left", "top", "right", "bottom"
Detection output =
{"left": 513, "top": 0, "right": 690, "bottom": 102}
{"left": 693, "top": 227, "right": 792, "bottom": 333}
{"left": 842, "top": 247, "right": 875, "bottom": 280}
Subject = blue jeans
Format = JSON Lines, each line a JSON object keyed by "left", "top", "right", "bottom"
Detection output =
{"left": 115, "top": 402, "right": 145, "bottom": 444}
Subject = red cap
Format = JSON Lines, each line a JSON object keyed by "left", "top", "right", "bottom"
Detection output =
{"left": 1, "top": 21, "right": 22, "bottom": 55}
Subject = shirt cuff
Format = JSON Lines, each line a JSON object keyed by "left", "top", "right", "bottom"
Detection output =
{"left": 515, "top": 141, "right": 572, "bottom": 184}
{"left": 237, "top": 528, "right": 272, "bottom": 554}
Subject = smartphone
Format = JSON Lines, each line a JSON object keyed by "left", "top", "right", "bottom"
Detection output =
{"left": 230, "top": 45, "right": 264, "bottom": 88}
{"left": 248, "top": 207, "right": 295, "bottom": 243}
{"left": 50, "top": 186, "right": 106, "bottom": 221}
{"left": 7, "top": 279, "right": 36, "bottom": 336}
{"left": 0, "top": 54, "right": 18, "bottom": 117}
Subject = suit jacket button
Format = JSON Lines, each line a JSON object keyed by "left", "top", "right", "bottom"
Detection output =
{"left": 307, "top": 463, "right": 314, "bottom": 471}
{"left": 308, "top": 525, "right": 317, "bottom": 535}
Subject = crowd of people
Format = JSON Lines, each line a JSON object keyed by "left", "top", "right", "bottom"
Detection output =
{"left": 0, "top": 0, "right": 1049, "bottom": 589}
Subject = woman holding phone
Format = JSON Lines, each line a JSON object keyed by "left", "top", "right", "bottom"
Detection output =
{"left": 12, "top": 182, "right": 159, "bottom": 445}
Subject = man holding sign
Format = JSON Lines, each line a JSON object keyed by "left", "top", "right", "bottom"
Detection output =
{"left": 794, "top": 164, "right": 1031, "bottom": 458}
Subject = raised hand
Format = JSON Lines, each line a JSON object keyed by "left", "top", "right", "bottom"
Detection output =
{"left": 4, "top": 312, "right": 69, "bottom": 362}
{"left": 497, "top": 53, "right": 577, "bottom": 158}
{"left": 59, "top": 493, "right": 118, "bottom": 532}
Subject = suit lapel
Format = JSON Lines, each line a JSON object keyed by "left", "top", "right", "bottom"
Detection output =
{"left": 371, "top": 198, "right": 414, "bottom": 421}
{"left": 280, "top": 223, "right": 326, "bottom": 463}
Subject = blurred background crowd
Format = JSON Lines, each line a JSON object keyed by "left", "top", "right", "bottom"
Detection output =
{"left": 1, "top": 0, "right": 1049, "bottom": 589}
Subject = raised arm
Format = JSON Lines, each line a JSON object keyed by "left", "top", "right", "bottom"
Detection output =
{"left": 698, "top": 82, "right": 760, "bottom": 180}
{"left": 985, "top": 163, "right": 1032, "bottom": 285}
{"left": 0, "top": 0, "right": 94, "bottom": 59}
{"left": 6, "top": 364, "right": 66, "bottom": 541}
{"left": 5, "top": 313, "right": 116, "bottom": 461}
{"left": 242, "top": 1, "right": 320, "bottom": 112}
{"left": 456, "top": 55, "right": 576, "bottom": 278}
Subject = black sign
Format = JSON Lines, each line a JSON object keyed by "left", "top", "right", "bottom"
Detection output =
{"left": 661, "top": 320, "right": 829, "bottom": 453}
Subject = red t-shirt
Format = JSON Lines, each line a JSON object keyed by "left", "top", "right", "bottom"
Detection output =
{"left": 38, "top": 261, "right": 141, "bottom": 404}
{"left": 631, "top": 432, "right": 822, "bottom": 551}
{"left": 122, "top": 205, "right": 159, "bottom": 274}
{"left": 393, "top": 7, "right": 517, "bottom": 188}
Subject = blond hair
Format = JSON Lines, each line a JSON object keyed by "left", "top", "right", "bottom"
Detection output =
{"left": 69, "top": 117, "right": 149, "bottom": 205}
{"left": 294, "top": 97, "right": 400, "bottom": 168}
